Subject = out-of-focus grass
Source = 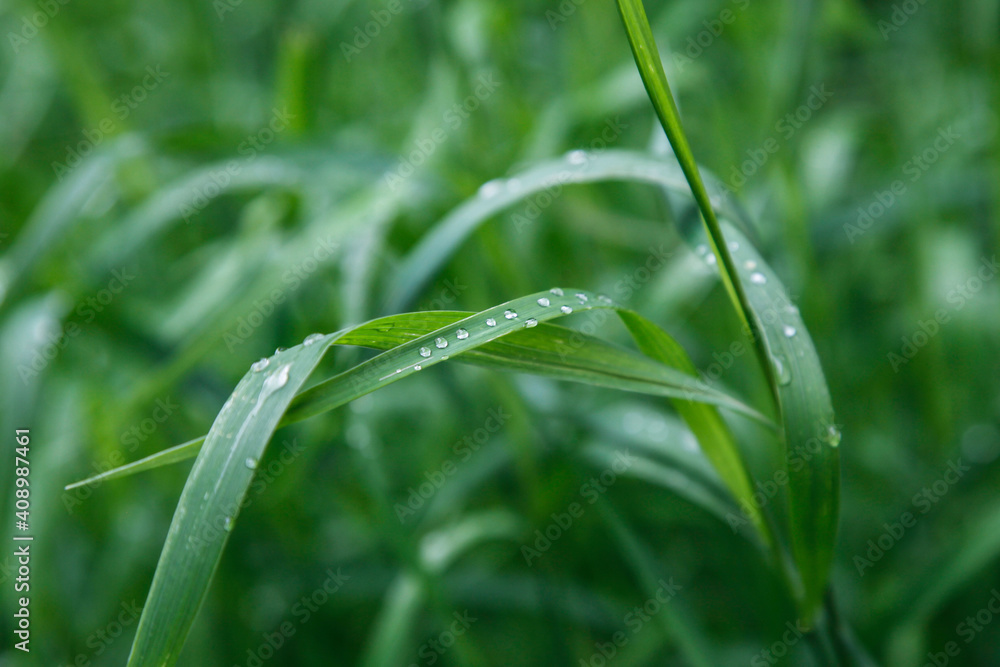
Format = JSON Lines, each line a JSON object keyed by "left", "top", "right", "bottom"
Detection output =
{"left": 0, "top": 0, "right": 997, "bottom": 665}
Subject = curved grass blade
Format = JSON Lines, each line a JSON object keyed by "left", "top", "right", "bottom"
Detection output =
{"left": 115, "top": 288, "right": 770, "bottom": 667}
{"left": 616, "top": 310, "right": 773, "bottom": 547}
{"left": 125, "top": 333, "right": 337, "bottom": 666}
{"left": 63, "top": 436, "right": 206, "bottom": 491}
{"left": 722, "top": 222, "right": 840, "bottom": 618}
{"left": 288, "top": 301, "right": 766, "bottom": 426}
{"left": 383, "top": 149, "right": 739, "bottom": 313}
{"left": 66, "top": 303, "right": 770, "bottom": 491}
{"left": 614, "top": 0, "right": 839, "bottom": 620}
{"left": 613, "top": 0, "right": 771, "bottom": 385}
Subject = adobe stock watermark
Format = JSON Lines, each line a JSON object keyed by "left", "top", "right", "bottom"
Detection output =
{"left": 7, "top": 0, "right": 71, "bottom": 54}
{"left": 887, "top": 255, "right": 997, "bottom": 372}
{"left": 511, "top": 115, "right": 629, "bottom": 234}
{"left": 17, "top": 268, "right": 136, "bottom": 384}
{"left": 63, "top": 396, "right": 179, "bottom": 514}
{"left": 844, "top": 126, "right": 960, "bottom": 243}
{"left": 383, "top": 73, "right": 501, "bottom": 191}
{"left": 853, "top": 459, "right": 970, "bottom": 576}
{"left": 720, "top": 84, "right": 833, "bottom": 198}
{"left": 550, "top": 244, "right": 671, "bottom": 364}
{"left": 878, "top": 0, "right": 932, "bottom": 40}
{"left": 339, "top": 0, "right": 426, "bottom": 61}
{"left": 415, "top": 277, "right": 468, "bottom": 311}
{"left": 921, "top": 589, "right": 1000, "bottom": 667}
{"left": 579, "top": 578, "right": 682, "bottom": 666}
{"left": 237, "top": 568, "right": 351, "bottom": 667}
{"left": 750, "top": 619, "right": 809, "bottom": 666}
{"left": 728, "top": 419, "right": 841, "bottom": 533}
{"left": 189, "top": 438, "right": 307, "bottom": 551}
{"left": 51, "top": 66, "right": 170, "bottom": 180}
{"left": 394, "top": 406, "right": 510, "bottom": 523}
{"left": 222, "top": 234, "right": 339, "bottom": 352}
{"left": 179, "top": 107, "right": 295, "bottom": 223}
{"left": 56, "top": 600, "right": 142, "bottom": 667}
{"left": 407, "top": 611, "right": 477, "bottom": 667}
{"left": 545, "top": 0, "right": 589, "bottom": 30}
{"left": 521, "top": 449, "right": 634, "bottom": 566}
{"left": 672, "top": 0, "right": 751, "bottom": 72}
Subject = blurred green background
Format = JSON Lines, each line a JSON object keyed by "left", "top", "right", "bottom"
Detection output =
{"left": 1, "top": 0, "right": 998, "bottom": 665}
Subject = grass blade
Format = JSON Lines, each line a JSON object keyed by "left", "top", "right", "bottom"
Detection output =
{"left": 617, "top": 310, "right": 772, "bottom": 546}
{"left": 126, "top": 333, "right": 336, "bottom": 666}
{"left": 384, "top": 150, "right": 739, "bottom": 313}
{"left": 614, "top": 0, "right": 839, "bottom": 620}
{"left": 68, "top": 299, "right": 770, "bottom": 492}
{"left": 722, "top": 222, "right": 840, "bottom": 618}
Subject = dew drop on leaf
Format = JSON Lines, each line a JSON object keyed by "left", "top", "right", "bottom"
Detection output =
{"left": 478, "top": 179, "right": 503, "bottom": 198}
{"left": 263, "top": 364, "right": 291, "bottom": 392}
{"left": 772, "top": 355, "right": 792, "bottom": 385}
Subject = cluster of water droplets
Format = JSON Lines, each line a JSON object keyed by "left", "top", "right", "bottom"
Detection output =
{"left": 372, "top": 288, "right": 609, "bottom": 379}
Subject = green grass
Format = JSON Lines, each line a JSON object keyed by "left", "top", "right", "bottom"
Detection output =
{"left": 2, "top": 0, "right": 998, "bottom": 665}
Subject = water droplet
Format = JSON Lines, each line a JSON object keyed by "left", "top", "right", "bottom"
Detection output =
{"left": 274, "top": 347, "right": 287, "bottom": 354}
{"left": 478, "top": 179, "right": 503, "bottom": 198}
{"left": 568, "top": 149, "right": 587, "bottom": 165}
{"left": 772, "top": 355, "right": 792, "bottom": 385}
{"left": 783, "top": 325, "right": 797, "bottom": 338}
{"left": 524, "top": 318, "right": 538, "bottom": 328}
{"left": 414, "top": 364, "right": 422, "bottom": 371}
{"left": 456, "top": 329, "right": 469, "bottom": 340}
{"left": 303, "top": 333, "right": 324, "bottom": 346}
{"left": 263, "top": 364, "right": 291, "bottom": 392}
{"left": 549, "top": 287, "right": 564, "bottom": 296}
{"left": 705, "top": 254, "right": 717, "bottom": 265}
{"left": 504, "top": 309, "right": 518, "bottom": 319}
{"left": 825, "top": 424, "right": 842, "bottom": 447}
{"left": 597, "top": 294, "right": 612, "bottom": 304}
{"left": 203, "top": 491, "right": 210, "bottom": 501}
{"left": 435, "top": 337, "right": 448, "bottom": 349}
{"left": 441, "top": 355, "right": 449, "bottom": 361}
{"left": 728, "top": 241, "right": 740, "bottom": 251}
{"left": 537, "top": 297, "right": 550, "bottom": 307}
{"left": 223, "top": 517, "right": 234, "bottom": 532}
{"left": 744, "top": 260, "right": 757, "bottom": 270}
{"left": 485, "top": 318, "right": 497, "bottom": 327}
{"left": 419, "top": 346, "right": 432, "bottom": 358}
{"left": 750, "top": 272, "right": 767, "bottom": 285}
{"left": 245, "top": 457, "right": 258, "bottom": 469}
{"left": 695, "top": 244, "right": 708, "bottom": 255}
{"left": 560, "top": 305, "right": 573, "bottom": 314}
{"left": 575, "top": 293, "right": 588, "bottom": 303}
{"left": 251, "top": 358, "right": 270, "bottom": 373}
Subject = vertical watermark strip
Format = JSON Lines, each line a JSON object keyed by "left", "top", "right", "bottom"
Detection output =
{"left": 12, "top": 429, "right": 33, "bottom": 652}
